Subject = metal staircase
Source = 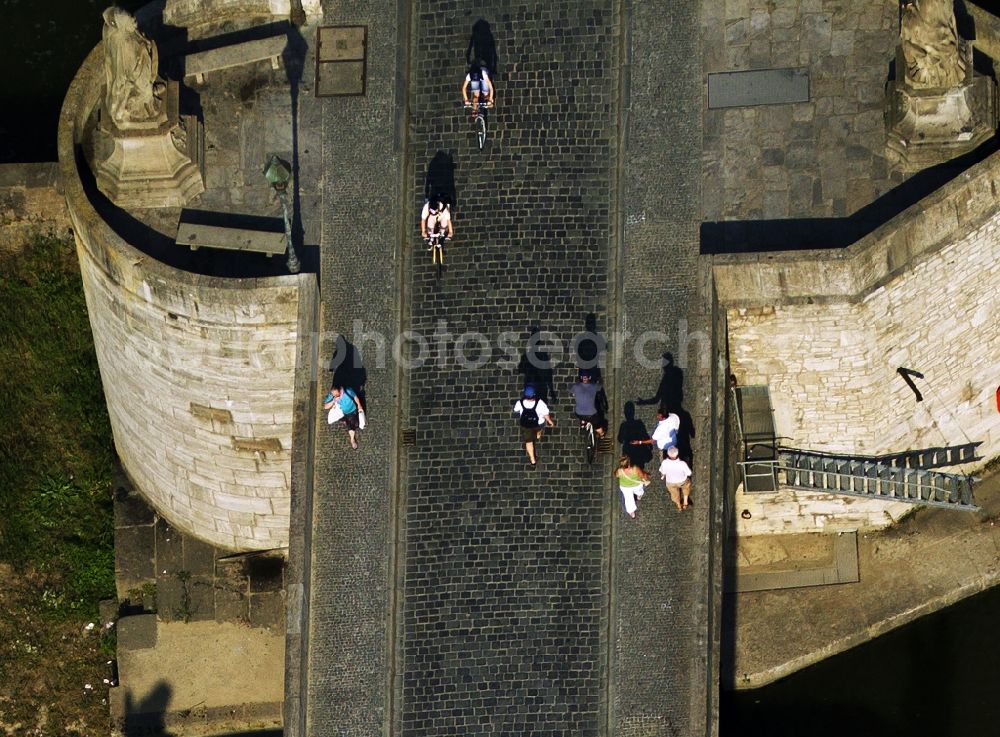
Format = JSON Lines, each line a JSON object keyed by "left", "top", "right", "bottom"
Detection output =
{"left": 776, "top": 448, "right": 977, "bottom": 510}
{"left": 733, "top": 385, "right": 980, "bottom": 511}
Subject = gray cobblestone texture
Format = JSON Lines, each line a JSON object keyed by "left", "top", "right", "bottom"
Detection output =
{"left": 702, "top": 0, "right": 904, "bottom": 220}
{"left": 306, "top": 1, "right": 404, "bottom": 736}
{"left": 401, "top": 1, "right": 618, "bottom": 735}
{"left": 613, "top": 0, "right": 714, "bottom": 735}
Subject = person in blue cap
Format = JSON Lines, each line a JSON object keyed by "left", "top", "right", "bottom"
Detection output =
{"left": 513, "top": 384, "right": 554, "bottom": 467}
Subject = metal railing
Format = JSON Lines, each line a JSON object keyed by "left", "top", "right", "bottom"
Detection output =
{"left": 738, "top": 452, "right": 978, "bottom": 510}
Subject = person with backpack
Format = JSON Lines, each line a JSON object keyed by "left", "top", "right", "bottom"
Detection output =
{"left": 513, "top": 385, "right": 554, "bottom": 467}
{"left": 461, "top": 59, "right": 494, "bottom": 117}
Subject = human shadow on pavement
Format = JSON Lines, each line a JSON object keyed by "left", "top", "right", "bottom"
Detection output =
{"left": 617, "top": 402, "right": 652, "bottom": 468}
{"left": 466, "top": 19, "right": 499, "bottom": 75}
{"left": 572, "top": 312, "right": 607, "bottom": 383}
{"left": 636, "top": 351, "right": 683, "bottom": 409}
{"left": 121, "top": 682, "right": 172, "bottom": 736}
{"left": 516, "top": 325, "right": 557, "bottom": 403}
{"left": 424, "top": 150, "right": 458, "bottom": 211}
{"left": 328, "top": 336, "right": 368, "bottom": 409}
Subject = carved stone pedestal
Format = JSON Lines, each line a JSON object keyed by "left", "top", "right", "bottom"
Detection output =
{"left": 94, "top": 82, "right": 204, "bottom": 208}
{"left": 886, "top": 45, "right": 998, "bottom": 172}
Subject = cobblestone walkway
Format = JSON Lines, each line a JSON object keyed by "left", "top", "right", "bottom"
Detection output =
{"left": 306, "top": 1, "right": 405, "bottom": 736}
{"left": 400, "top": 2, "right": 619, "bottom": 735}
{"left": 303, "top": 1, "right": 718, "bottom": 735}
{"left": 612, "top": 0, "right": 713, "bottom": 734}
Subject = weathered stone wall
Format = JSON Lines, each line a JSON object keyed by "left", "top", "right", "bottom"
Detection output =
{"left": 164, "top": 0, "right": 322, "bottom": 26}
{"left": 716, "top": 147, "right": 1000, "bottom": 533}
{"left": 727, "top": 221, "right": 999, "bottom": 458}
{"left": 60, "top": 45, "right": 317, "bottom": 552}
{"left": 0, "top": 163, "right": 72, "bottom": 254}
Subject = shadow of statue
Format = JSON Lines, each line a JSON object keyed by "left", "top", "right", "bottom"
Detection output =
{"left": 424, "top": 150, "right": 458, "bottom": 210}
{"left": 516, "top": 326, "right": 557, "bottom": 402}
{"left": 636, "top": 351, "right": 683, "bottom": 409}
{"left": 121, "top": 681, "right": 173, "bottom": 736}
{"left": 328, "top": 336, "right": 368, "bottom": 410}
{"left": 617, "top": 402, "right": 652, "bottom": 468}
{"left": 466, "top": 19, "right": 499, "bottom": 75}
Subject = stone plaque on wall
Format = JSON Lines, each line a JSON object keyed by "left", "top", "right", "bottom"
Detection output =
{"left": 316, "top": 26, "right": 366, "bottom": 96}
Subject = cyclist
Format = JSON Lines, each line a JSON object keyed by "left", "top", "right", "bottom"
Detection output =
{"left": 571, "top": 370, "right": 607, "bottom": 438}
{"left": 462, "top": 59, "right": 494, "bottom": 117}
{"left": 420, "top": 196, "right": 453, "bottom": 250}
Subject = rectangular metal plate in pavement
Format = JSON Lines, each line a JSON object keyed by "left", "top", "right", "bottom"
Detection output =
{"left": 708, "top": 67, "right": 809, "bottom": 109}
{"left": 316, "top": 26, "right": 367, "bottom": 96}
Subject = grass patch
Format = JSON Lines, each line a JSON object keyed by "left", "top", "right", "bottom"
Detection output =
{"left": 0, "top": 234, "right": 115, "bottom": 617}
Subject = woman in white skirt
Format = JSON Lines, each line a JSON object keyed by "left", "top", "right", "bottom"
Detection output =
{"left": 614, "top": 456, "right": 650, "bottom": 519}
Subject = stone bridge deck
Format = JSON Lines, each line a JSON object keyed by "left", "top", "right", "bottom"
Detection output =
{"left": 293, "top": 0, "right": 720, "bottom": 735}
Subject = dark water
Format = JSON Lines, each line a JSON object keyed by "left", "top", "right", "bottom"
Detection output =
{"left": 721, "top": 584, "right": 1000, "bottom": 737}
{"left": 0, "top": 0, "right": 145, "bottom": 162}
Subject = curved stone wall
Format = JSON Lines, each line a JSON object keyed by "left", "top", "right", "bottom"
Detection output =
{"left": 59, "top": 46, "right": 317, "bottom": 551}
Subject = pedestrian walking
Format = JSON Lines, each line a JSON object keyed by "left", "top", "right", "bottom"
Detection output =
{"left": 513, "top": 385, "right": 554, "bottom": 467}
{"left": 630, "top": 408, "right": 680, "bottom": 454}
{"left": 659, "top": 445, "right": 692, "bottom": 511}
{"left": 324, "top": 385, "right": 365, "bottom": 450}
{"left": 614, "top": 456, "right": 650, "bottom": 519}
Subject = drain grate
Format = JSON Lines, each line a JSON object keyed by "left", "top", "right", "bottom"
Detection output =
{"left": 401, "top": 429, "right": 416, "bottom": 447}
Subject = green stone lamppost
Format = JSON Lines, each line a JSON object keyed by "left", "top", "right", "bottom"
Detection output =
{"left": 263, "top": 154, "right": 301, "bottom": 274}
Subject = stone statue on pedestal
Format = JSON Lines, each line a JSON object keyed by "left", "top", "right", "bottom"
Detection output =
{"left": 94, "top": 9, "right": 204, "bottom": 208}
{"left": 900, "top": 0, "right": 966, "bottom": 89}
{"left": 886, "top": 0, "right": 998, "bottom": 171}
{"left": 102, "top": 7, "right": 166, "bottom": 128}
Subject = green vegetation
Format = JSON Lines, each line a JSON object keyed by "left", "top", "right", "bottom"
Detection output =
{"left": 0, "top": 234, "right": 115, "bottom": 619}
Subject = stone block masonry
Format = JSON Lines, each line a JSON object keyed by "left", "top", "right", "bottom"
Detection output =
{"left": 726, "top": 212, "right": 1000, "bottom": 466}
{"left": 0, "top": 163, "right": 72, "bottom": 254}
{"left": 717, "top": 144, "right": 1000, "bottom": 533}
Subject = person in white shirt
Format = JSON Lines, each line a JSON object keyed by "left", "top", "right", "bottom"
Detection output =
{"left": 513, "top": 384, "right": 554, "bottom": 467}
{"left": 658, "top": 445, "right": 692, "bottom": 511}
{"left": 630, "top": 409, "right": 680, "bottom": 454}
{"left": 420, "top": 196, "right": 453, "bottom": 248}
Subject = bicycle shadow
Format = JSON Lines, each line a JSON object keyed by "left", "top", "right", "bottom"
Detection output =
{"left": 424, "top": 150, "right": 457, "bottom": 211}
{"left": 572, "top": 311, "right": 607, "bottom": 383}
{"left": 466, "top": 19, "right": 499, "bottom": 76}
{"left": 516, "top": 325, "right": 558, "bottom": 403}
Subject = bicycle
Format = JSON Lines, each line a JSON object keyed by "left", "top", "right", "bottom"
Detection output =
{"left": 426, "top": 229, "right": 448, "bottom": 278}
{"left": 465, "top": 100, "right": 492, "bottom": 150}
{"left": 578, "top": 415, "right": 597, "bottom": 465}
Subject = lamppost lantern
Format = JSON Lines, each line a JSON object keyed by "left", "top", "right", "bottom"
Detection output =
{"left": 262, "top": 154, "right": 299, "bottom": 274}
{"left": 263, "top": 155, "right": 291, "bottom": 191}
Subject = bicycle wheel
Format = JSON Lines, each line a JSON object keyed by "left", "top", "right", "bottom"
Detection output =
{"left": 435, "top": 242, "right": 444, "bottom": 278}
{"left": 584, "top": 424, "right": 596, "bottom": 465}
{"left": 476, "top": 114, "right": 487, "bottom": 150}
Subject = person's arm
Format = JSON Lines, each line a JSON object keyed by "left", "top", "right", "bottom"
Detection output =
{"left": 462, "top": 77, "right": 471, "bottom": 104}
{"left": 630, "top": 438, "right": 653, "bottom": 445}
{"left": 485, "top": 75, "right": 494, "bottom": 104}
{"left": 445, "top": 210, "right": 454, "bottom": 238}
{"left": 543, "top": 403, "right": 555, "bottom": 427}
{"left": 420, "top": 203, "right": 428, "bottom": 239}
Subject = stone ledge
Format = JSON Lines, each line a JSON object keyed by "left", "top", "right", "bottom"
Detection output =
{"left": 713, "top": 145, "right": 1000, "bottom": 307}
